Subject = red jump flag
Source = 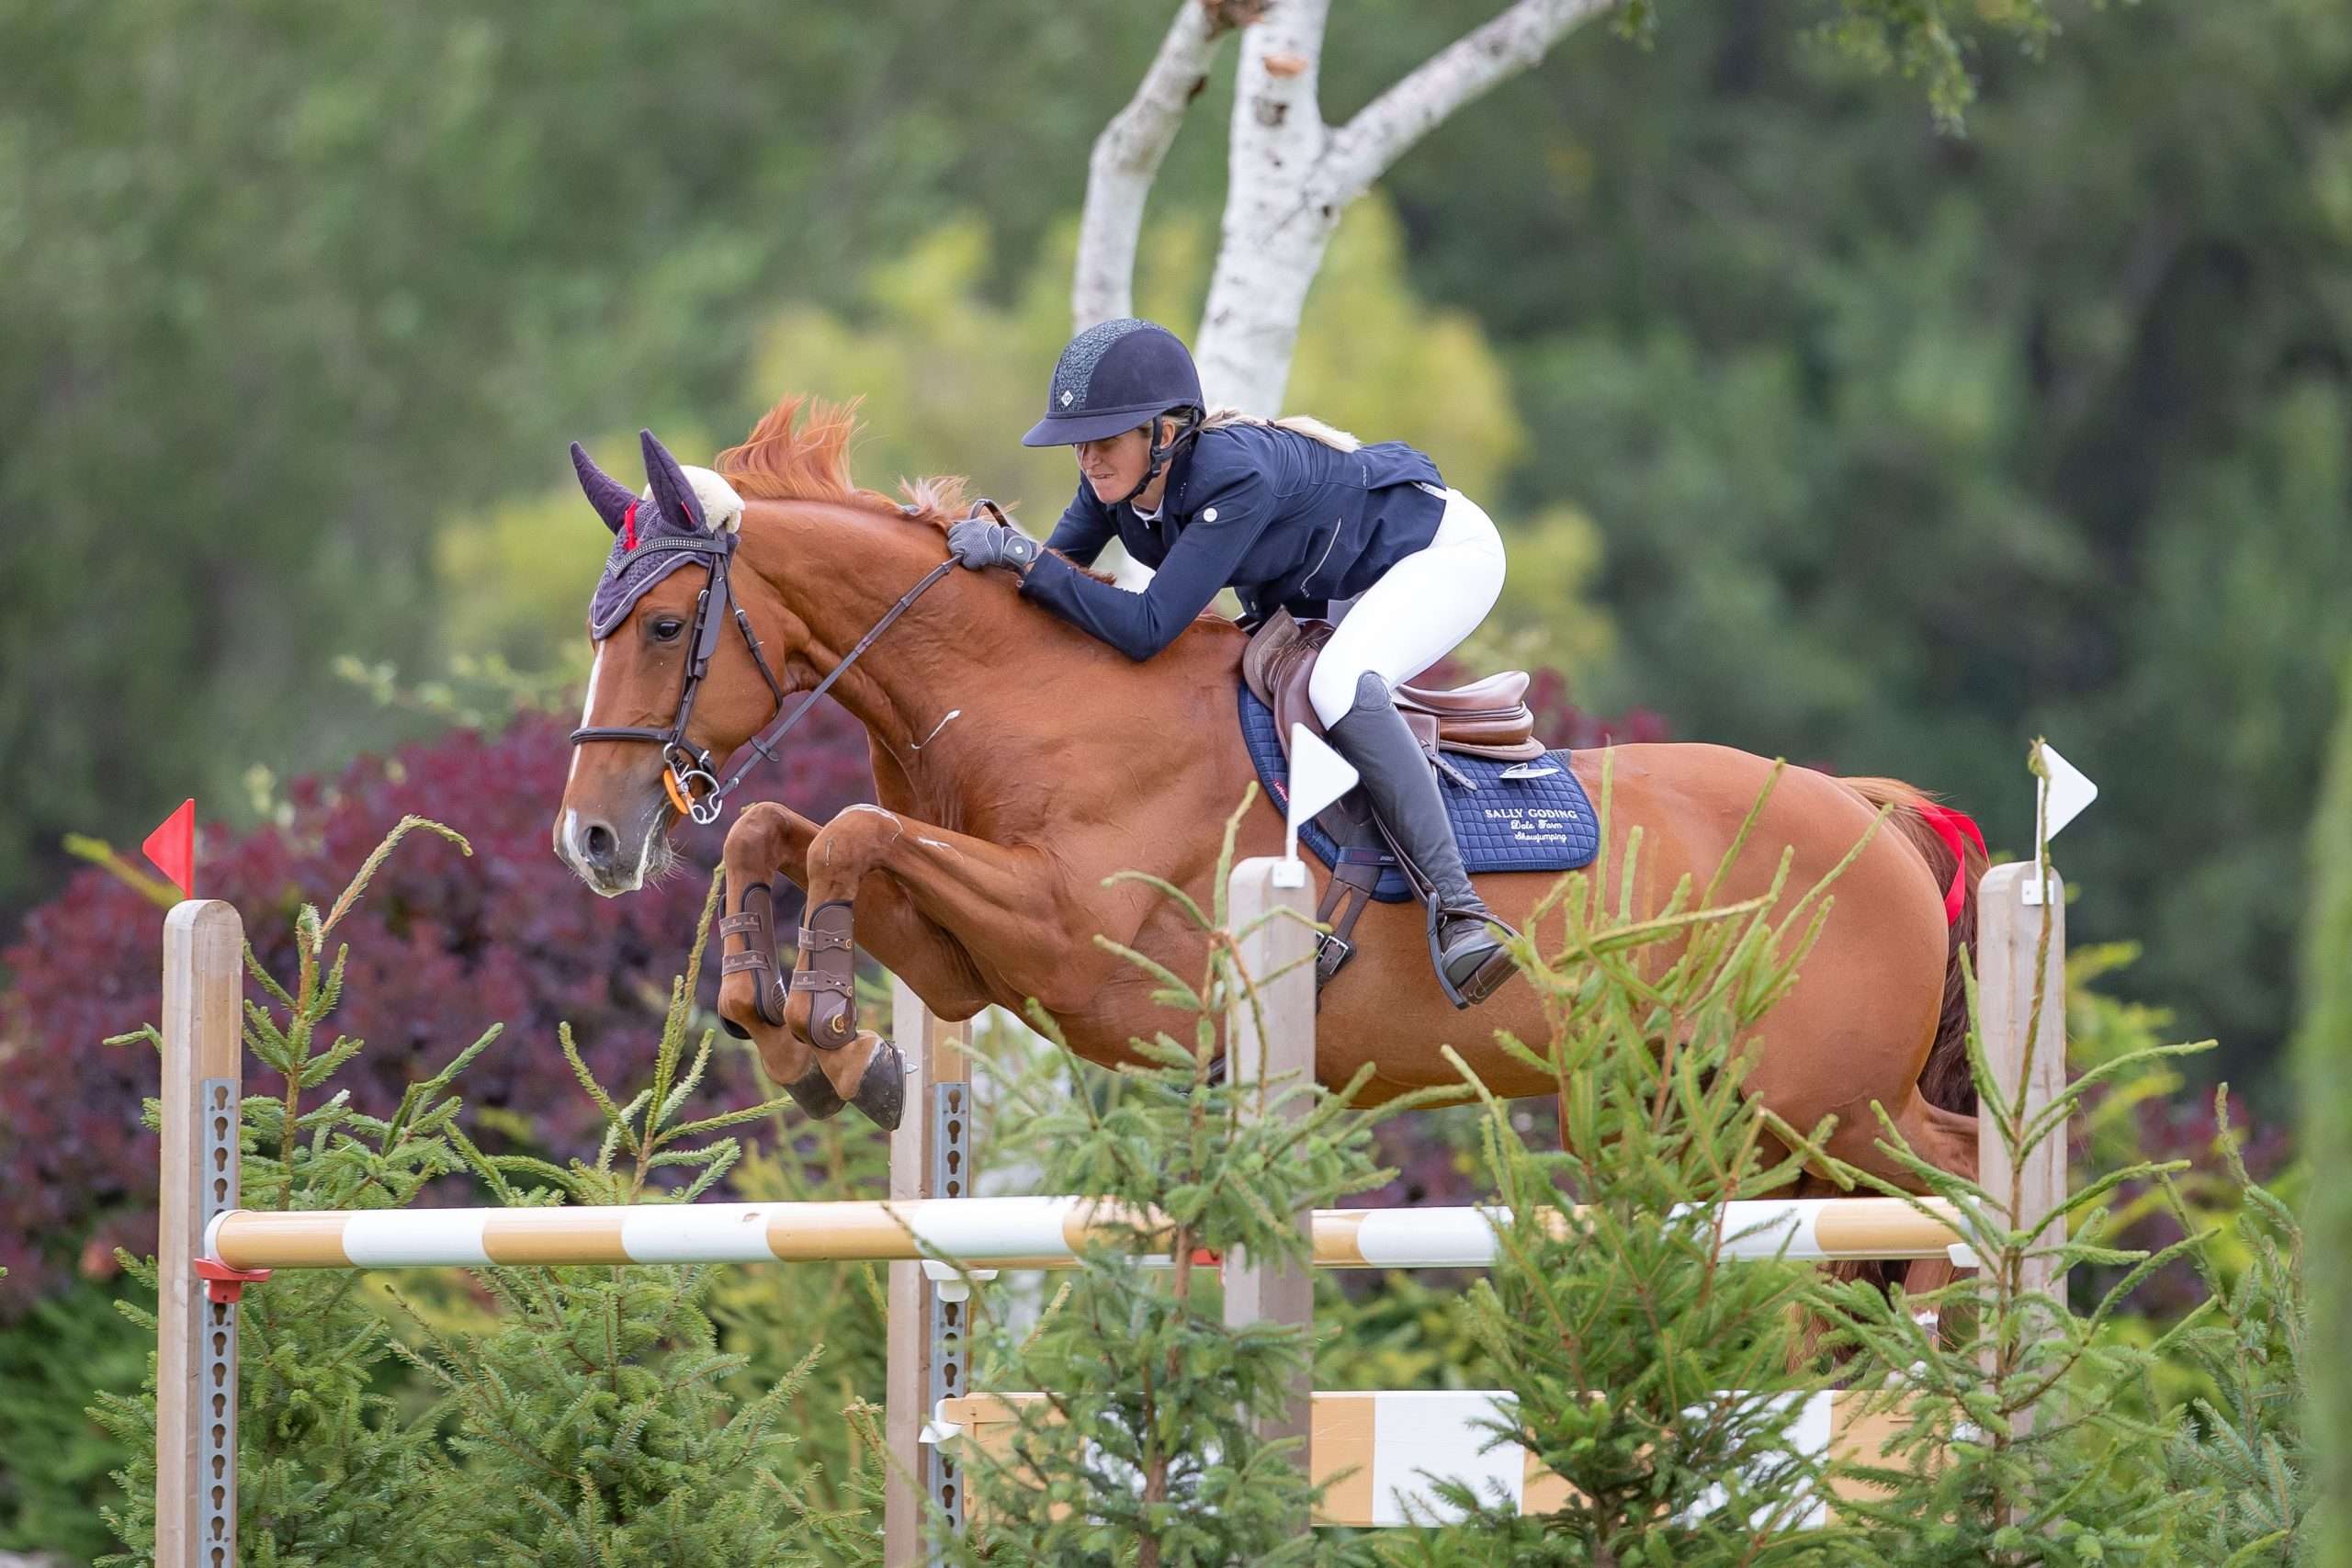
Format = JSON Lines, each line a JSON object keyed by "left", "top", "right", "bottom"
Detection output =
{"left": 142, "top": 798, "right": 196, "bottom": 900}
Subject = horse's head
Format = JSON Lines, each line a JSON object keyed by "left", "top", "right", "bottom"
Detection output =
{"left": 553, "top": 430, "right": 783, "bottom": 895}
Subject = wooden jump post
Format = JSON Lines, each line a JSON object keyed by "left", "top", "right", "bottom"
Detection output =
{"left": 156, "top": 855, "right": 2065, "bottom": 1566}
{"left": 156, "top": 899, "right": 244, "bottom": 1568}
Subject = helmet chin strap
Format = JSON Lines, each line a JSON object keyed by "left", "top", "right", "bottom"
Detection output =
{"left": 1111, "top": 408, "right": 1203, "bottom": 507}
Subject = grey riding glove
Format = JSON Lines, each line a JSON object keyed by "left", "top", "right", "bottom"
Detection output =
{"left": 947, "top": 518, "right": 1041, "bottom": 573}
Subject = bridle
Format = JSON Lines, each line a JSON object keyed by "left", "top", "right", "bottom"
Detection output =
{"left": 569, "top": 522, "right": 961, "bottom": 826}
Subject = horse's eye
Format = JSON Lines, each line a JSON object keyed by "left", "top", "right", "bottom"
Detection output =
{"left": 651, "top": 618, "right": 684, "bottom": 641}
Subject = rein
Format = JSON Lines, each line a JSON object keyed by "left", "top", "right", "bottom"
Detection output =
{"left": 571, "top": 532, "right": 958, "bottom": 826}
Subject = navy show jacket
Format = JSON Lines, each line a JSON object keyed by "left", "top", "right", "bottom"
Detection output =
{"left": 1018, "top": 421, "right": 1448, "bottom": 660}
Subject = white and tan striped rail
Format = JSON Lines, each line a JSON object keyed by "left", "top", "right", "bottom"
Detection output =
{"left": 204, "top": 1194, "right": 1967, "bottom": 1272}
{"left": 935, "top": 1388, "right": 1914, "bottom": 1529}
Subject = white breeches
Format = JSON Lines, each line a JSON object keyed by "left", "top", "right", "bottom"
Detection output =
{"left": 1307, "top": 487, "right": 1507, "bottom": 728}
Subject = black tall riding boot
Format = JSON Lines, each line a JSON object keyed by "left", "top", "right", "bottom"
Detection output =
{"left": 1325, "top": 671, "right": 1508, "bottom": 1002}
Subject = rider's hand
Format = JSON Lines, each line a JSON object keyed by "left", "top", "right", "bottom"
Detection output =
{"left": 947, "top": 517, "right": 1041, "bottom": 574}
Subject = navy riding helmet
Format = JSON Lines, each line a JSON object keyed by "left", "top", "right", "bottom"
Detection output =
{"left": 1023, "top": 318, "right": 1204, "bottom": 447}
{"left": 1024, "top": 318, "right": 1205, "bottom": 505}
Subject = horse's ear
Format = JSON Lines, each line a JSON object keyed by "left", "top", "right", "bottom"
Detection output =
{"left": 571, "top": 442, "right": 637, "bottom": 534}
{"left": 640, "top": 430, "right": 708, "bottom": 532}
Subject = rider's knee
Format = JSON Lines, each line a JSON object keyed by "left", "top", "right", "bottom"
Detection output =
{"left": 1308, "top": 658, "right": 1380, "bottom": 728}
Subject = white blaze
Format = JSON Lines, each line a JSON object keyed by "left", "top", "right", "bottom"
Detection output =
{"left": 566, "top": 644, "right": 605, "bottom": 793}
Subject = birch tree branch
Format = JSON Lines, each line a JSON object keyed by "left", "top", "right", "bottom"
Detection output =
{"left": 1320, "top": 0, "right": 1617, "bottom": 205}
{"left": 1073, "top": 0, "right": 1226, "bottom": 330}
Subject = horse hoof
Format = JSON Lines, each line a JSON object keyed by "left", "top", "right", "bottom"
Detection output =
{"left": 787, "top": 1062, "right": 848, "bottom": 1121}
{"left": 850, "top": 1036, "right": 908, "bottom": 1132}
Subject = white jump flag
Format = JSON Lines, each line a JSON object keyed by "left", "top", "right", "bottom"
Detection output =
{"left": 1279, "top": 726, "right": 1359, "bottom": 888}
{"left": 2038, "top": 742, "right": 2098, "bottom": 841}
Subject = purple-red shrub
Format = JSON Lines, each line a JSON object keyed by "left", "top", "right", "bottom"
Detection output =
{"left": 1521, "top": 668, "right": 1672, "bottom": 751}
{"left": 0, "top": 704, "right": 874, "bottom": 1309}
{"left": 1414, "top": 657, "right": 1672, "bottom": 752}
{"left": 2093, "top": 1085, "right": 2294, "bottom": 1319}
{"left": 0, "top": 657, "right": 1656, "bottom": 1310}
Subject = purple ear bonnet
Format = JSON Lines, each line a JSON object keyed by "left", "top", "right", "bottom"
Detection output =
{"left": 575, "top": 432, "right": 737, "bottom": 640}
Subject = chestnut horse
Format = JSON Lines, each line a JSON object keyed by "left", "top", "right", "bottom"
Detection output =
{"left": 553, "top": 398, "right": 1982, "bottom": 1196}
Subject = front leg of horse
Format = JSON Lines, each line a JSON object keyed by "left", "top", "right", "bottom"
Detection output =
{"left": 718, "top": 804, "right": 1001, "bottom": 1130}
{"left": 769, "top": 805, "right": 953, "bottom": 1131}
{"left": 714, "top": 803, "right": 846, "bottom": 1118}
{"left": 786, "top": 804, "right": 1122, "bottom": 1111}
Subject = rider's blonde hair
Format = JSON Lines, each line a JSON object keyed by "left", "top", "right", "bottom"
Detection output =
{"left": 1197, "top": 407, "right": 1362, "bottom": 452}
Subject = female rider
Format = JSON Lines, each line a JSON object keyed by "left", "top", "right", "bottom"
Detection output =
{"left": 946, "top": 317, "right": 1510, "bottom": 1004}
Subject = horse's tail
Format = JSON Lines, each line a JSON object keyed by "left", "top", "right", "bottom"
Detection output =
{"left": 1839, "top": 775, "right": 1988, "bottom": 1116}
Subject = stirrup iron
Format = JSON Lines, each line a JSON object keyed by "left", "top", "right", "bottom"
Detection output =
{"left": 1426, "top": 900, "right": 1520, "bottom": 1010}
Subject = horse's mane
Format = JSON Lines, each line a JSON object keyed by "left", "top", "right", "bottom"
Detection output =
{"left": 715, "top": 393, "right": 1132, "bottom": 589}
{"left": 716, "top": 395, "right": 967, "bottom": 527}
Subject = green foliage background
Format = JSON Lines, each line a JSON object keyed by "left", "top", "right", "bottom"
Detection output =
{"left": 2299, "top": 650, "right": 2352, "bottom": 1566}
{"left": 4, "top": 0, "right": 2346, "bottom": 1098}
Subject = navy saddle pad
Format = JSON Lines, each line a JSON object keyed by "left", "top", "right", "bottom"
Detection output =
{"left": 1237, "top": 682, "right": 1600, "bottom": 902}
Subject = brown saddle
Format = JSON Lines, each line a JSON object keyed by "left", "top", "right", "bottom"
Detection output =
{"left": 1240, "top": 608, "right": 1551, "bottom": 765}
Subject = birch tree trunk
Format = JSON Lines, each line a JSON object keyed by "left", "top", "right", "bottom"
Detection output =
{"left": 1193, "top": 0, "right": 1340, "bottom": 414}
{"left": 1073, "top": 2, "right": 1225, "bottom": 328}
{"left": 1075, "top": 0, "right": 1618, "bottom": 414}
